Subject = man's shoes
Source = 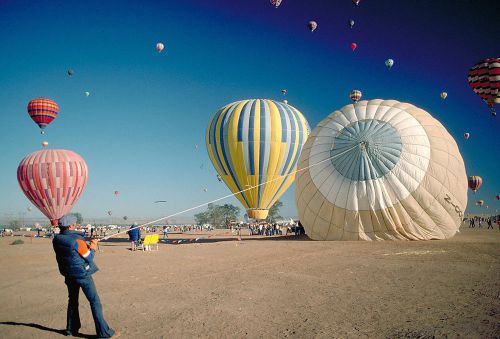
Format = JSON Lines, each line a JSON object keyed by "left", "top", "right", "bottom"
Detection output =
{"left": 110, "top": 330, "right": 121, "bottom": 338}
{"left": 64, "top": 330, "right": 79, "bottom": 336}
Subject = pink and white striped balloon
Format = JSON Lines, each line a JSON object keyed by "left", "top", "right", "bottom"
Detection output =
{"left": 17, "top": 149, "right": 88, "bottom": 226}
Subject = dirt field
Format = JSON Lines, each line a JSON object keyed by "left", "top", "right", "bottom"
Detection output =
{"left": 0, "top": 226, "right": 498, "bottom": 338}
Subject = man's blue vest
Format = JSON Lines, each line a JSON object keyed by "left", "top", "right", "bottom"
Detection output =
{"left": 53, "top": 230, "right": 98, "bottom": 278}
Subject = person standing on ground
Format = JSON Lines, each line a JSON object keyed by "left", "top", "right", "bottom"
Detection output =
{"left": 127, "top": 222, "right": 141, "bottom": 251}
{"left": 52, "top": 214, "right": 118, "bottom": 338}
{"left": 163, "top": 226, "right": 169, "bottom": 239}
{"left": 487, "top": 218, "right": 493, "bottom": 229}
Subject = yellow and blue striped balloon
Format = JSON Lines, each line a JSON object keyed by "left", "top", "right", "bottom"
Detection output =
{"left": 206, "top": 99, "right": 310, "bottom": 220}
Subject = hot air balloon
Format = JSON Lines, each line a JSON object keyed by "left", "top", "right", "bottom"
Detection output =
{"left": 283, "top": 99, "right": 288, "bottom": 104}
{"left": 353, "top": 0, "right": 361, "bottom": 5}
{"left": 464, "top": 133, "right": 470, "bottom": 139}
{"left": 217, "top": 174, "right": 222, "bottom": 182}
{"left": 468, "top": 176, "right": 482, "bottom": 193}
{"left": 67, "top": 69, "right": 74, "bottom": 77}
{"left": 308, "top": 21, "right": 318, "bottom": 32}
{"left": 107, "top": 210, "right": 112, "bottom": 216}
{"left": 203, "top": 188, "right": 208, "bottom": 192}
{"left": 349, "top": 90, "right": 362, "bottom": 103}
{"left": 496, "top": 195, "right": 500, "bottom": 200}
{"left": 85, "top": 91, "right": 90, "bottom": 97}
{"left": 27, "top": 98, "right": 59, "bottom": 134}
{"left": 17, "top": 149, "right": 88, "bottom": 226}
{"left": 295, "top": 99, "right": 467, "bottom": 240}
{"left": 42, "top": 141, "right": 49, "bottom": 147}
{"left": 270, "top": 0, "right": 282, "bottom": 8}
{"left": 27, "top": 207, "right": 32, "bottom": 212}
{"left": 156, "top": 42, "right": 164, "bottom": 53}
{"left": 281, "top": 89, "right": 287, "bottom": 96}
{"left": 114, "top": 190, "right": 119, "bottom": 196}
{"left": 385, "top": 59, "right": 394, "bottom": 69}
{"left": 348, "top": 19, "right": 355, "bottom": 28}
{"left": 123, "top": 216, "right": 128, "bottom": 221}
{"left": 476, "top": 200, "right": 484, "bottom": 206}
{"left": 350, "top": 42, "right": 357, "bottom": 51}
{"left": 206, "top": 99, "right": 310, "bottom": 220}
{"left": 441, "top": 92, "right": 448, "bottom": 99}
{"left": 467, "top": 58, "right": 499, "bottom": 115}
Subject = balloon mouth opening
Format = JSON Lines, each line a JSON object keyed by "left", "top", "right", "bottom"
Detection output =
{"left": 50, "top": 219, "right": 58, "bottom": 226}
{"left": 247, "top": 209, "right": 269, "bottom": 220}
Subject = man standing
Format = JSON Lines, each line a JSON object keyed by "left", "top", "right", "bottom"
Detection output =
{"left": 127, "top": 222, "right": 141, "bottom": 251}
{"left": 52, "top": 214, "right": 118, "bottom": 338}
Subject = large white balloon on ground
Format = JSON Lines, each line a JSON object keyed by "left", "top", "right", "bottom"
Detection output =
{"left": 295, "top": 99, "right": 467, "bottom": 240}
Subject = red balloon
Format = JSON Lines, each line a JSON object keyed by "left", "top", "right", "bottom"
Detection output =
{"left": 17, "top": 149, "right": 88, "bottom": 225}
{"left": 496, "top": 195, "right": 500, "bottom": 200}
{"left": 350, "top": 42, "right": 357, "bottom": 51}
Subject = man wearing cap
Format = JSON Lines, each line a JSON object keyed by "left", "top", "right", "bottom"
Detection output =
{"left": 53, "top": 214, "right": 118, "bottom": 338}
{"left": 126, "top": 222, "right": 141, "bottom": 251}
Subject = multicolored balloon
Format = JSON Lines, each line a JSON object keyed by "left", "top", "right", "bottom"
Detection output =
{"left": 42, "top": 141, "right": 49, "bottom": 147}
{"left": 308, "top": 21, "right": 318, "bottom": 32}
{"left": 114, "top": 190, "right": 119, "bottom": 196}
{"left": 206, "top": 99, "right": 310, "bottom": 220}
{"left": 156, "top": 42, "right": 164, "bottom": 53}
{"left": 464, "top": 133, "right": 470, "bottom": 139}
{"left": 353, "top": 0, "right": 361, "bottom": 5}
{"left": 476, "top": 200, "right": 484, "bottom": 206}
{"left": 468, "top": 176, "right": 483, "bottom": 193}
{"left": 270, "top": 0, "right": 282, "bottom": 8}
{"left": 350, "top": 42, "right": 357, "bottom": 51}
{"left": 496, "top": 195, "right": 500, "bottom": 200}
{"left": 467, "top": 58, "right": 499, "bottom": 114}
{"left": 385, "top": 59, "right": 394, "bottom": 69}
{"left": 281, "top": 89, "right": 287, "bottom": 96}
{"left": 349, "top": 90, "right": 362, "bottom": 102}
{"left": 441, "top": 92, "right": 448, "bottom": 99}
{"left": 17, "top": 149, "right": 88, "bottom": 226}
{"left": 27, "top": 98, "right": 59, "bottom": 134}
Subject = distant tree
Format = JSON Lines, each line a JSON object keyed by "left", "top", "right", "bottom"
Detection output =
{"left": 194, "top": 211, "right": 210, "bottom": 225}
{"left": 267, "top": 200, "right": 283, "bottom": 223}
{"left": 9, "top": 219, "right": 21, "bottom": 230}
{"left": 71, "top": 212, "right": 83, "bottom": 224}
{"left": 220, "top": 204, "right": 240, "bottom": 227}
{"left": 207, "top": 203, "right": 224, "bottom": 227}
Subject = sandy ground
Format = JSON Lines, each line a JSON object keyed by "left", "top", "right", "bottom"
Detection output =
{"left": 0, "top": 225, "right": 498, "bottom": 339}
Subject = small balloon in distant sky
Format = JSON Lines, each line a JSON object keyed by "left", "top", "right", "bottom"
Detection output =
{"left": 353, "top": 0, "right": 361, "bottom": 5}
{"left": 203, "top": 188, "right": 208, "bottom": 192}
{"left": 85, "top": 91, "right": 90, "bottom": 97}
{"left": 350, "top": 42, "right": 357, "bottom": 51}
{"left": 349, "top": 90, "right": 362, "bottom": 102}
{"left": 308, "top": 21, "right": 318, "bottom": 32}
{"left": 348, "top": 19, "right": 355, "bottom": 28}
{"left": 27, "top": 207, "right": 32, "bottom": 212}
{"left": 463, "top": 133, "right": 470, "bottom": 139}
{"left": 270, "top": 0, "right": 282, "bottom": 8}
{"left": 107, "top": 210, "right": 112, "bottom": 216}
{"left": 440, "top": 92, "right": 448, "bottom": 99}
{"left": 42, "top": 141, "right": 49, "bottom": 147}
{"left": 385, "top": 59, "right": 394, "bottom": 69}
{"left": 67, "top": 69, "right": 74, "bottom": 77}
{"left": 217, "top": 174, "right": 222, "bottom": 182}
{"left": 283, "top": 100, "right": 288, "bottom": 104}
{"left": 156, "top": 42, "right": 164, "bottom": 53}
{"left": 114, "top": 190, "right": 119, "bottom": 196}
{"left": 281, "top": 89, "right": 287, "bottom": 95}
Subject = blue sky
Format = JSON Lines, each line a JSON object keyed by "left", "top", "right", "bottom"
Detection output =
{"left": 1, "top": 0, "right": 499, "bottom": 224}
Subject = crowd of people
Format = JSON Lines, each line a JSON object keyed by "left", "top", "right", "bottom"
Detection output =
{"left": 467, "top": 215, "right": 499, "bottom": 229}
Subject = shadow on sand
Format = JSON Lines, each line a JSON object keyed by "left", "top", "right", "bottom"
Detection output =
{"left": 0, "top": 321, "right": 94, "bottom": 338}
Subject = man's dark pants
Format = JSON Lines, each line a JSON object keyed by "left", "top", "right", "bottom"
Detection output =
{"left": 65, "top": 276, "right": 114, "bottom": 338}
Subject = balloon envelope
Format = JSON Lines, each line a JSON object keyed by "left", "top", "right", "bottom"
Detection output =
{"left": 348, "top": 19, "right": 355, "bottom": 28}
{"left": 464, "top": 133, "right": 470, "bottom": 139}
{"left": 156, "top": 42, "right": 164, "bottom": 53}
{"left": 468, "top": 176, "right": 482, "bottom": 193}
{"left": 295, "top": 99, "right": 467, "bottom": 240}
{"left": 17, "top": 149, "right": 88, "bottom": 226}
{"left": 349, "top": 90, "right": 362, "bottom": 102}
{"left": 27, "top": 98, "right": 59, "bottom": 133}
{"left": 441, "top": 92, "right": 448, "bottom": 99}
{"left": 308, "top": 21, "right": 318, "bottom": 32}
{"left": 467, "top": 58, "right": 500, "bottom": 110}
{"left": 385, "top": 59, "right": 394, "bottom": 69}
{"left": 270, "top": 0, "right": 282, "bottom": 8}
{"left": 206, "top": 99, "right": 310, "bottom": 219}
{"left": 350, "top": 42, "right": 357, "bottom": 51}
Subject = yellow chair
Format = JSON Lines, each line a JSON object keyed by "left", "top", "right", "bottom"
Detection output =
{"left": 138, "top": 235, "right": 152, "bottom": 251}
{"left": 150, "top": 234, "right": 159, "bottom": 251}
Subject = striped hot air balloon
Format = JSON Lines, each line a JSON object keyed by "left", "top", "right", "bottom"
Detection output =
{"left": 17, "top": 149, "right": 88, "bottom": 226}
{"left": 467, "top": 58, "right": 500, "bottom": 114}
{"left": 349, "top": 90, "right": 362, "bottom": 102}
{"left": 468, "top": 175, "right": 483, "bottom": 193}
{"left": 27, "top": 98, "right": 59, "bottom": 134}
{"left": 206, "top": 99, "right": 310, "bottom": 220}
{"left": 270, "top": 0, "right": 282, "bottom": 8}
